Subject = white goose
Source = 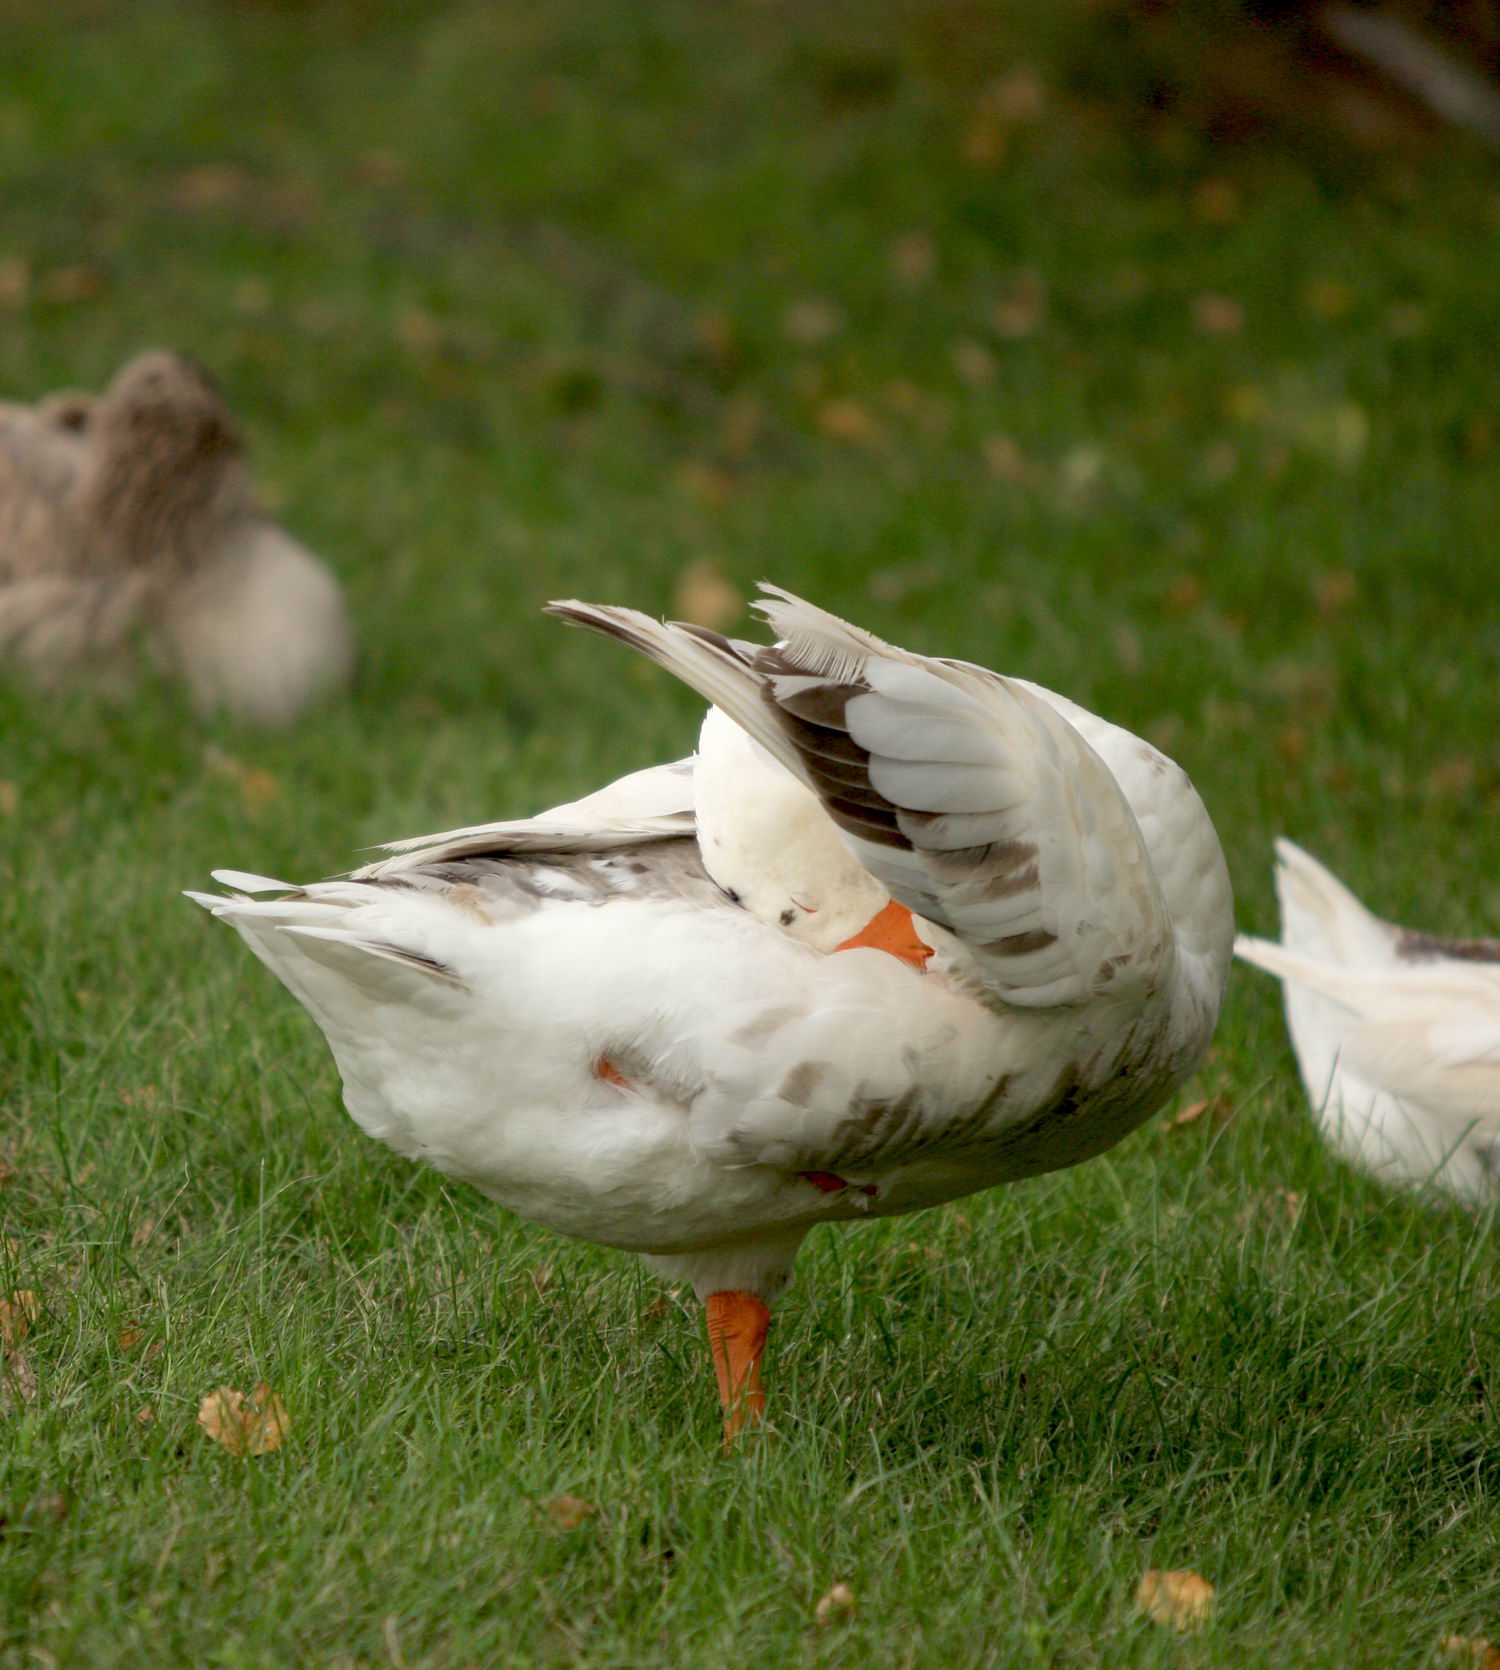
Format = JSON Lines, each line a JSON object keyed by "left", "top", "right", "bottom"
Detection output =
{"left": 190, "top": 587, "right": 1233, "bottom": 1444}
{"left": 1237, "top": 839, "right": 1500, "bottom": 1204}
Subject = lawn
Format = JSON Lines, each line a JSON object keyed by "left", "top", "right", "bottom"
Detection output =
{"left": 3, "top": 2, "right": 1499, "bottom": 1664}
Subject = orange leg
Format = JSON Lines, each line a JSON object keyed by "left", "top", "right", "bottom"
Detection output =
{"left": 835, "top": 899, "right": 932, "bottom": 969}
{"left": 705, "top": 1290, "right": 771, "bottom": 1452}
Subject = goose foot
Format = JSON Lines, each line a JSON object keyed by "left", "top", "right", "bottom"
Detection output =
{"left": 705, "top": 1289, "right": 770, "bottom": 1453}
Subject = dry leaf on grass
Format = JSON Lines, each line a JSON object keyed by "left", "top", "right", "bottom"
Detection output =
{"left": 1441, "top": 1637, "right": 1500, "bottom": 1668}
{"left": 1313, "top": 570, "right": 1358, "bottom": 615}
{"left": 783, "top": 298, "right": 843, "bottom": 347}
{"left": 671, "top": 560, "right": 742, "bottom": 632}
{"left": 814, "top": 1582, "right": 857, "bottom": 1625}
{"left": 539, "top": 1494, "right": 596, "bottom": 1531}
{"left": 0, "top": 1351, "right": 38, "bottom": 1412}
{"left": 136, "top": 1405, "right": 155, "bottom": 1426}
{"left": 1, "top": 1291, "right": 39, "bottom": 1348}
{"left": 1164, "top": 1096, "right": 1233, "bottom": 1131}
{"left": 0, "top": 257, "right": 28, "bottom": 309}
{"left": 672, "top": 459, "right": 736, "bottom": 508}
{"left": 1192, "top": 178, "right": 1240, "bottom": 223}
{"left": 1136, "top": 1569, "right": 1215, "bottom": 1632}
{"left": 949, "top": 338, "right": 996, "bottom": 388}
{"left": 817, "top": 399, "right": 879, "bottom": 447}
{"left": 1192, "top": 294, "right": 1243, "bottom": 336}
{"left": 198, "top": 1383, "right": 290, "bottom": 1456}
{"left": 204, "top": 748, "right": 281, "bottom": 813}
{"left": 888, "top": 231, "right": 935, "bottom": 288}
{"left": 992, "top": 272, "right": 1046, "bottom": 338}
{"left": 43, "top": 264, "right": 108, "bottom": 303}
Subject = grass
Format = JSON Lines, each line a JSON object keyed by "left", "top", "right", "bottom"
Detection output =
{"left": 3, "top": 2, "right": 1500, "bottom": 1663}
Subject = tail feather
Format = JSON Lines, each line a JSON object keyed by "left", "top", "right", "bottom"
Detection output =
{"left": 1272, "top": 838, "right": 1399, "bottom": 967}
{"left": 1234, "top": 933, "right": 1359, "bottom": 1007}
{"left": 210, "top": 869, "right": 295, "bottom": 894}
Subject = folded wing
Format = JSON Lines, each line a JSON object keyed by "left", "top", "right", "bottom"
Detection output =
{"left": 359, "top": 757, "right": 696, "bottom": 875}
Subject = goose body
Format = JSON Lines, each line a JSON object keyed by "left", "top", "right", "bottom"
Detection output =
{"left": 0, "top": 351, "right": 352, "bottom": 724}
{"left": 192, "top": 587, "right": 1233, "bottom": 1438}
{"left": 1237, "top": 839, "right": 1500, "bottom": 1203}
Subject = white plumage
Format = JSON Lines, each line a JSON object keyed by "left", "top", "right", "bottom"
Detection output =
{"left": 1236, "top": 839, "right": 1500, "bottom": 1204}
{"left": 190, "top": 586, "right": 1233, "bottom": 1439}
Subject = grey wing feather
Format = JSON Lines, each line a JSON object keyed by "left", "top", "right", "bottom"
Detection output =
{"left": 359, "top": 757, "right": 696, "bottom": 876}
{"left": 550, "top": 586, "right": 1172, "bottom": 1009}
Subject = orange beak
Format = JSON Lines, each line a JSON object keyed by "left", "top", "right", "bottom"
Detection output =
{"left": 835, "top": 899, "right": 932, "bottom": 969}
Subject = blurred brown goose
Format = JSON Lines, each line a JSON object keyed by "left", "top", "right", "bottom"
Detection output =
{"left": 0, "top": 351, "right": 352, "bottom": 724}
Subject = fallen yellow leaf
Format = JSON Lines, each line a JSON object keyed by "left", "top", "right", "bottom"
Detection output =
{"left": 695, "top": 310, "right": 735, "bottom": 367}
{"left": 671, "top": 560, "right": 742, "bottom": 632}
{"left": 949, "top": 338, "right": 996, "bottom": 388}
{"left": 1313, "top": 570, "right": 1357, "bottom": 616}
{"left": 1136, "top": 1569, "right": 1214, "bottom": 1632}
{"left": 0, "top": 256, "right": 29, "bottom": 309}
{"left": 1441, "top": 1638, "right": 1500, "bottom": 1669}
{"left": 1165, "top": 1096, "right": 1233, "bottom": 1130}
{"left": 238, "top": 769, "right": 280, "bottom": 813}
{"left": 0, "top": 1351, "right": 38, "bottom": 1410}
{"left": 982, "top": 435, "right": 1033, "bottom": 484}
{"left": 540, "top": 1494, "right": 596, "bottom": 1531}
{"left": 672, "top": 458, "right": 736, "bottom": 508}
{"left": 1192, "top": 178, "right": 1240, "bottom": 223}
{"left": 1, "top": 1290, "right": 39, "bottom": 1349}
{"left": 42, "top": 264, "right": 108, "bottom": 303}
{"left": 888, "top": 231, "right": 935, "bottom": 288}
{"left": 394, "top": 310, "right": 444, "bottom": 354}
{"left": 992, "top": 272, "right": 1045, "bottom": 338}
{"left": 783, "top": 298, "right": 842, "bottom": 347}
{"left": 814, "top": 1581, "right": 857, "bottom": 1625}
{"left": 1162, "top": 573, "right": 1204, "bottom": 615}
{"left": 197, "top": 1382, "right": 290, "bottom": 1457}
{"left": 1193, "top": 294, "right": 1243, "bottom": 336}
{"left": 204, "top": 749, "right": 280, "bottom": 813}
{"left": 961, "top": 109, "right": 1005, "bottom": 168}
{"left": 136, "top": 1405, "right": 155, "bottom": 1426}
{"left": 817, "top": 399, "right": 879, "bottom": 447}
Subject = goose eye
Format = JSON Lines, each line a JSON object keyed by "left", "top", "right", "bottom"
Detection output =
{"left": 723, "top": 887, "right": 743, "bottom": 905}
{"left": 779, "top": 907, "right": 798, "bottom": 927}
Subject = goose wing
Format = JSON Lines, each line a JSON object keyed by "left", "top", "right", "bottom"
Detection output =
{"left": 359, "top": 756, "right": 696, "bottom": 875}
{"left": 548, "top": 585, "right": 1172, "bottom": 1009}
